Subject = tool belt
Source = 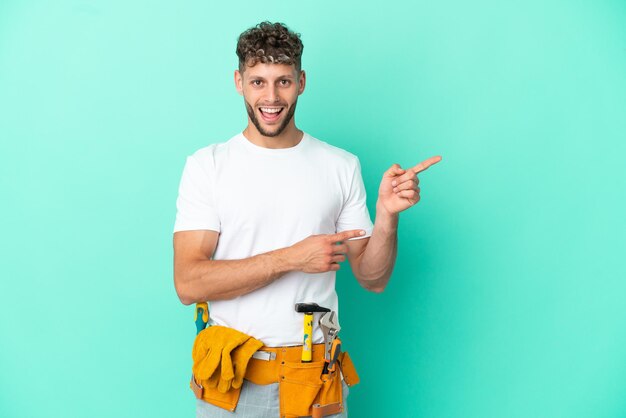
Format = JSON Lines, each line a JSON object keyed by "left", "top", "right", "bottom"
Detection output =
{"left": 191, "top": 334, "right": 359, "bottom": 417}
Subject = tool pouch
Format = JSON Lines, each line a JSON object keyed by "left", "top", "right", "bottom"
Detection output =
{"left": 279, "top": 351, "right": 359, "bottom": 418}
{"left": 311, "top": 370, "right": 343, "bottom": 418}
{"left": 279, "top": 360, "right": 328, "bottom": 417}
{"left": 338, "top": 351, "right": 360, "bottom": 386}
{"left": 190, "top": 373, "right": 242, "bottom": 412}
{"left": 310, "top": 351, "right": 359, "bottom": 417}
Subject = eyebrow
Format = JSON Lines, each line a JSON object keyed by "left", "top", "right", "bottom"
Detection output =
{"left": 248, "top": 74, "right": 295, "bottom": 80}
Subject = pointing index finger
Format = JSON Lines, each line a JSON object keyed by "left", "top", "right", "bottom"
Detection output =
{"left": 412, "top": 155, "right": 442, "bottom": 174}
{"left": 329, "top": 229, "right": 366, "bottom": 243}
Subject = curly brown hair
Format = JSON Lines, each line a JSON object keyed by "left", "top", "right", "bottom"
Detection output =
{"left": 236, "top": 22, "right": 304, "bottom": 72}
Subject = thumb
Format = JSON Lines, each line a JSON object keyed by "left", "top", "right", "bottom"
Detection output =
{"left": 384, "top": 163, "right": 405, "bottom": 178}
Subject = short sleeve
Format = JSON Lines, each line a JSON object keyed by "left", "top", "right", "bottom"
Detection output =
{"left": 173, "top": 154, "right": 221, "bottom": 233}
{"left": 335, "top": 157, "right": 374, "bottom": 238}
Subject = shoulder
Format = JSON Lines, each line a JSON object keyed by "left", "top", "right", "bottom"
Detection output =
{"left": 305, "top": 134, "right": 360, "bottom": 167}
{"left": 187, "top": 134, "right": 239, "bottom": 171}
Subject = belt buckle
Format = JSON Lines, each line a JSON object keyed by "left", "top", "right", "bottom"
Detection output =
{"left": 252, "top": 350, "right": 277, "bottom": 361}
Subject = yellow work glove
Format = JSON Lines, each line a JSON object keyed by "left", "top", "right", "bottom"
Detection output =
{"left": 218, "top": 336, "right": 264, "bottom": 393}
{"left": 191, "top": 326, "right": 250, "bottom": 381}
{"left": 204, "top": 362, "right": 222, "bottom": 390}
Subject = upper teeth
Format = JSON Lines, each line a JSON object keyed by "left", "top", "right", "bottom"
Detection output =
{"left": 261, "top": 107, "right": 282, "bottom": 113}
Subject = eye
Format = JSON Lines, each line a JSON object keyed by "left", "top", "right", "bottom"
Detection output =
{"left": 251, "top": 80, "right": 263, "bottom": 87}
{"left": 279, "top": 79, "right": 291, "bottom": 86}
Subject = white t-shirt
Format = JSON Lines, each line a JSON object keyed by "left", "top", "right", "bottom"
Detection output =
{"left": 174, "top": 132, "right": 373, "bottom": 346}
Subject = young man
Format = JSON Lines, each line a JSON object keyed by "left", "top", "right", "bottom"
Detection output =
{"left": 173, "top": 22, "right": 441, "bottom": 417}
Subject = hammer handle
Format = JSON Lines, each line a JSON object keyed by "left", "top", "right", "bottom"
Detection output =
{"left": 302, "top": 312, "right": 313, "bottom": 362}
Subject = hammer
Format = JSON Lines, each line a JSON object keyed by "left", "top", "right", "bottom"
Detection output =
{"left": 295, "top": 303, "right": 330, "bottom": 362}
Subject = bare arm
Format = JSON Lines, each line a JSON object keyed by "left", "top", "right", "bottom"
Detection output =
{"left": 173, "top": 230, "right": 290, "bottom": 304}
{"left": 347, "top": 156, "right": 442, "bottom": 293}
{"left": 173, "top": 228, "right": 366, "bottom": 305}
{"left": 347, "top": 208, "right": 398, "bottom": 293}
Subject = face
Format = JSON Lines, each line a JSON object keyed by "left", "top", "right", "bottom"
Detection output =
{"left": 235, "top": 63, "right": 306, "bottom": 137}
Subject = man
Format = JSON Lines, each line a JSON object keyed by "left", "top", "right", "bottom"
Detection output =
{"left": 173, "top": 22, "right": 441, "bottom": 417}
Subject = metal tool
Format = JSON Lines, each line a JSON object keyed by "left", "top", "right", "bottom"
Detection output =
{"left": 319, "top": 311, "right": 341, "bottom": 374}
{"left": 295, "top": 303, "right": 330, "bottom": 362}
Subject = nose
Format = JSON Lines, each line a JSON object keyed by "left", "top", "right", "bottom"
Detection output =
{"left": 266, "top": 86, "right": 279, "bottom": 103}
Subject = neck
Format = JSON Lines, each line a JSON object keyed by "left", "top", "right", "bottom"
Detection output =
{"left": 242, "top": 121, "right": 303, "bottom": 149}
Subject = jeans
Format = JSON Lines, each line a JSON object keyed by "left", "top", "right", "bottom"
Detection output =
{"left": 196, "top": 379, "right": 349, "bottom": 418}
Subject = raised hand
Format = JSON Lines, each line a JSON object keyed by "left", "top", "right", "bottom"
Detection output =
{"left": 377, "top": 156, "right": 442, "bottom": 215}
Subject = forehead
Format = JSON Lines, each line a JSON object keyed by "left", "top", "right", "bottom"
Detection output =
{"left": 242, "top": 63, "right": 299, "bottom": 79}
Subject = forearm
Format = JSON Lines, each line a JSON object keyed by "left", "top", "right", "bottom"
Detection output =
{"left": 174, "top": 248, "right": 294, "bottom": 304}
{"left": 355, "top": 204, "right": 399, "bottom": 292}
{"left": 174, "top": 228, "right": 365, "bottom": 304}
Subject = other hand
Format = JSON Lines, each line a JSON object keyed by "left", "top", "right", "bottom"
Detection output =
{"left": 377, "top": 156, "right": 442, "bottom": 215}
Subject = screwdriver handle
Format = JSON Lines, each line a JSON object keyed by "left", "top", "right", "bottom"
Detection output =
{"left": 195, "top": 302, "right": 209, "bottom": 335}
{"left": 322, "top": 338, "right": 342, "bottom": 375}
{"left": 328, "top": 339, "right": 341, "bottom": 372}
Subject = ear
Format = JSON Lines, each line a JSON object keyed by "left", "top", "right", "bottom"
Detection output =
{"left": 234, "top": 70, "right": 243, "bottom": 96}
{"left": 297, "top": 70, "right": 306, "bottom": 95}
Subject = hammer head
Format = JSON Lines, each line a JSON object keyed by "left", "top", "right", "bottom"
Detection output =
{"left": 295, "top": 302, "right": 331, "bottom": 313}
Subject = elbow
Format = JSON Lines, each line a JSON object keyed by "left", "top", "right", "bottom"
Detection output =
{"left": 178, "top": 293, "right": 195, "bottom": 306}
{"left": 176, "top": 287, "right": 195, "bottom": 306}
{"left": 353, "top": 258, "right": 392, "bottom": 294}
{"left": 357, "top": 274, "right": 388, "bottom": 294}
{"left": 367, "top": 285, "right": 386, "bottom": 294}
{"left": 174, "top": 274, "right": 195, "bottom": 306}
{"left": 363, "top": 282, "right": 386, "bottom": 293}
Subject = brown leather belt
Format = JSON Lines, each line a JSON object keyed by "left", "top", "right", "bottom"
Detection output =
{"left": 245, "top": 343, "right": 327, "bottom": 385}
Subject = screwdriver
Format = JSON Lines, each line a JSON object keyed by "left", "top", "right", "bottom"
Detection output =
{"left": 195, "top": 302, "right": 209, "bottom": 335}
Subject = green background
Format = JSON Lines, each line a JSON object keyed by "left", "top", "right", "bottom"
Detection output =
{"left": 1, "top": 0, "right": 625, "bottom": 417}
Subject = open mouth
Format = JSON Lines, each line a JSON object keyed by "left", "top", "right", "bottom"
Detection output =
{"left": 259, "top": 107, "right": 284, "bottom": 122}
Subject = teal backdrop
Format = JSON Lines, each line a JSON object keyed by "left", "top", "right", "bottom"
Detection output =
{"left": 1, "top": 1, "right": 625, "bottom": 417}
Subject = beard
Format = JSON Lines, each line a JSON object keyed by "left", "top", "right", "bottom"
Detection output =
{"left": 245, "top": 99, "right": 298, "bottom": 137}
